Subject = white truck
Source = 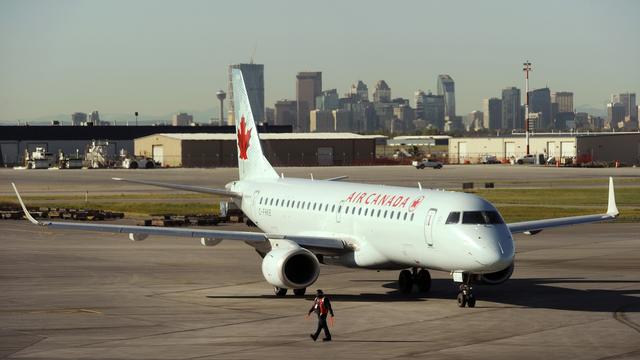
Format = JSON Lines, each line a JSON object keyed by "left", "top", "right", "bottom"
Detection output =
{"left": 412, "top": 159, "right": 444, "bottom": 169}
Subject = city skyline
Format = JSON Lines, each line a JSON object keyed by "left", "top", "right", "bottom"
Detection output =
{"left": 1, "top": 0, "right": 639, "bottom": 123}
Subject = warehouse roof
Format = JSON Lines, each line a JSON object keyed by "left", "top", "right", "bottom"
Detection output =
{"left": 147, "top": 133, "right": 386, "bottom": 140}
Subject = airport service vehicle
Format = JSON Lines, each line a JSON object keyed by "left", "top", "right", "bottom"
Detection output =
{"left": 412, "top": 159, "right": 443, "bottom": 169}
{"left": 121, "top": 156, "right": 155, "bottom": 169}
{"left": 515, "top": 154, "right": 536, "bottom": 165}
{"left": 12, "top": 69, "right": 620, "bottom": 308}
{"left": 24, "top": 147, "right": 54, "bottom": 169}
{"left": 481, "top": 154, "right": 500, "bottom": 164}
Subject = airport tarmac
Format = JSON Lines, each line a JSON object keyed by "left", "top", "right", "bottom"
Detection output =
{"left": 0, "top": 166, "right": 639, "bottom": 359}
{"left": 1, "top": 165, "right": 639, "bottom": 196}
{"left": 0, "top": 221, "right": 639, "bottom": 360}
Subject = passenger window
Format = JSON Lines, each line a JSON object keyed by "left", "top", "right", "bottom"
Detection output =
{"left": 270, "top": 198, "right": 274, "bottom": 206}
{"left": 325, "top": 204, "right": 329, "bottom": 211}
{"left": 403, "top": 213, "right": 408, "bottom": 220}
{"left": 358, "top": 208, "right": 362, "bottom": 215}
{"left": 351, "top": 207, "right": 356, "bottom": 215}
{"left": 384, "top": 210, "right": 388, "bottom": 218}
{"left": 332, "top": 205, "right": 336, "bottom": 212}
{"left": 371, "top": 209, "right": 375, "bottom": 217}
{"left": 446, "top": 212, "right": 460, "bottom": 224}
{"left": 377, "top": 209, "right": 381, "bottom": 217}
{"left": 337, "top": 205, "right": 342, "bottom": 213}
{"left": 411, "top": 214, "right": 415, "bottom": 221}
{"left": 307, "top": 202, "right": 311, "bottom": 210}
{"left": 260, "top": 197, "right": 263, "bottom": 205}
{"left": 364, "top": 208, "right": 368, "bottom": 216}
{"left": 345, "top": 206, "right": 349, "bottom": 214}
{"left": 390, "top": 211, "right": 394, "bottom": 219}
{"left": 396, "top": 212, "right": 401, "bottom": 219}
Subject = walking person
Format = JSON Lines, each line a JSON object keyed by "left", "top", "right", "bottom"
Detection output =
{"left": 308, "top": 289, "right": 334, "bottom": 341}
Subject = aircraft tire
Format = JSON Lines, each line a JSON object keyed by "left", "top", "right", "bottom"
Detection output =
{"left": 416, "top": 269, "right": 431, "bottom": 293}
{"left": 457, "top": 292, "right": 467, "bottom": 307}
{"left": 399, "top": 269, "right": 413, "bottom": 294}
{"left": 293, "top": 288, "right": 306, "bottom": 296}
{"left": 467, "top": 294, "right": 476, "bottom": 308}
{"left": 274, "top": 286, "right": 288, "bottom": 297}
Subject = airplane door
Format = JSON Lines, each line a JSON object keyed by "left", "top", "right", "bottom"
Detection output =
{"left": 336, "top": 200, "right": 345, "bottom": 223}
{"left": 424, "top": 208, "right": 437, "bottom": 247}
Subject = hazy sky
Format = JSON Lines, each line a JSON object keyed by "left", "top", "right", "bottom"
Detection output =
{"left": 1, "top": 0, "right": 639, "bottom": 123}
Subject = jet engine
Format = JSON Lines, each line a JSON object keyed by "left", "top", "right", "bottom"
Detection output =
{"left": 261, "top": 247, "right": 320, "bottom": 289}
{"left": 472, "top": 262, "right": 514, "bottom": 285}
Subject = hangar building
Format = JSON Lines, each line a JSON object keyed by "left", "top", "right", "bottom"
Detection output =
{"left": 135, "top": 133, "right": 384, "bottom": 167}
{"left": 0, "top": 124, "right": 291, "bottom": 167}
{"left": 448, "top": 132, "right": 640, "bottom": 165}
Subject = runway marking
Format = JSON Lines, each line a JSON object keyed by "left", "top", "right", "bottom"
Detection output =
{"left": 1, "top": 308, "right": 103, "bottom": 315}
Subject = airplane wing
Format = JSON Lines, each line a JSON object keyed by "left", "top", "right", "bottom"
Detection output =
{"left": 507, "top": 177, "right": 619, "bottom": 234}
{"left": 11, "top": 183, "right": 348, "bottom": 255}
{"left": 325, "top": 176, "right": 348, "bottom": 181}
{"left": 112, "top": 177, "right": 241, "bottom": 198}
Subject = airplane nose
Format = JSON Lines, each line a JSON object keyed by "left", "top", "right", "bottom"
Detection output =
{"left": 472, "top": 234, "right": 514, "bottom": 271}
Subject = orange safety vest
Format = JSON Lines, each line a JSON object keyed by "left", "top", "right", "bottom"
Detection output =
{"left": 318, "top": 298, "right": 328, "bottom": 315}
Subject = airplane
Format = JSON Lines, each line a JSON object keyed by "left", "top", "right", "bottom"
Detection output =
{"left": 11, "top": 68, "right": 620, "bottom": 308}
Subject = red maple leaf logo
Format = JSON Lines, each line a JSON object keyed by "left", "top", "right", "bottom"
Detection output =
{"left": 237, "top": 115, "right": 251, "bottom": 160}
{"left": 409, "top": 196, "right": 425, "bottom": 212}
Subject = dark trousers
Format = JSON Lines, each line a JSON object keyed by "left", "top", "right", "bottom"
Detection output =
{"left": 313, "top": 314, "right": 331, "bottom": 339}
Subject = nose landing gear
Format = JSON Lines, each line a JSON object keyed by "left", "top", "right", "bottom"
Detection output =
{"left": 398, "top": 268, "right": 432, "bottom": 294}
{"left": 457, "top": 284, "right": 476, "bottom": 307}
{"left": 453, "top": 272, "right": 476, "bottom": 308}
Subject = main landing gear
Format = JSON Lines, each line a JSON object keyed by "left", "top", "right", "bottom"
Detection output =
{"left": 398, "top": 267, "right": 431, "bottom": 294}
{"left": 274, "top": 287, "right": 307, "bottom": 297}
{"left": 455, "top": 273, "right": 476, "bottom": 308}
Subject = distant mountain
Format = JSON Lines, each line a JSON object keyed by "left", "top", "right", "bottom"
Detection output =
{"left": 575, "top": 105, "right": 606, "bottom": 117}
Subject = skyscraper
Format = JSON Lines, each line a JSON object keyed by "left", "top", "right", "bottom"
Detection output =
{"left": 296, "top": 72, "right": 322, "bottom": 132}
{"left": 482, "top": 98, "right": 502, "bottom": 130}
{"left": 529, "top": 88, "right": 552, "bottom": 129}
{"left": 468, "top": 111, "right": 484, "bottom": 131}
{"left": 71, "top": 112, "right": 87, "bottom": 126}
{"left": 501, "top": 87, "right": 521, "bottom": 129}
{"left": 228, "top": 63, "right": 264, "bottom": 125}
{"left": 551, "top": 92, "right": 574, "bottom": 113}
{"left": 422, "top": 92, "right": 445, "bottom": 130}
{"left": 414, "top": 90, "right": 426, "bottom": 120}
{"left": 373, "top": 80, "right": 391, "bottom": 103}
{"left": 611, "top": 93, "right": 637, "bottom": 122}
{"left": 274, "top": 100, "right": 297, "bottom": 126}
{"left": 607, "top": 102, "right": 626, "bottom": 128}
{"left": 437, "top": 75, "right": 455, "bottom": 120}
{"left": 316, "top": 89, "right": 339, "bottom": 111}
{"left": 349, "top": 81, "right": 369, "bottom": 102}
{"left": 172, "top": 112, "right": 193, "bottom": 126}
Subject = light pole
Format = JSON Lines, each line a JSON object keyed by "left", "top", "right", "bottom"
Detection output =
{"left": 216, "top": 90, "right": 226, "bottom": 125}
{"left": 523, "top": 61, "right": 532, "bottom": 155}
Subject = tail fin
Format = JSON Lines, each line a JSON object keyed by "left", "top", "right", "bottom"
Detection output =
{"left": 231, "top": 68, "right": 278, "bottom": 180}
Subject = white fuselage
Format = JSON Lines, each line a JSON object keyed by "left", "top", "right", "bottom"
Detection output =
{"left": 230, "top": 178, "right": 515, "bottom": 274}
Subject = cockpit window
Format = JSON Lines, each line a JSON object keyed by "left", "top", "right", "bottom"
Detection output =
{"left": 445, "top": 212, "right": 460, "bottom": 224}
{"left": 462, "top": 211, "right": 504, "bottom": 224}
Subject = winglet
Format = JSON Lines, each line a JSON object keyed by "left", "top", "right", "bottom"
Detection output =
{"left": 607, "top": 177, "right": 619, "bottom": 217}
{"left": 11, "top": 183, "right": 41, "bottom": 225}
